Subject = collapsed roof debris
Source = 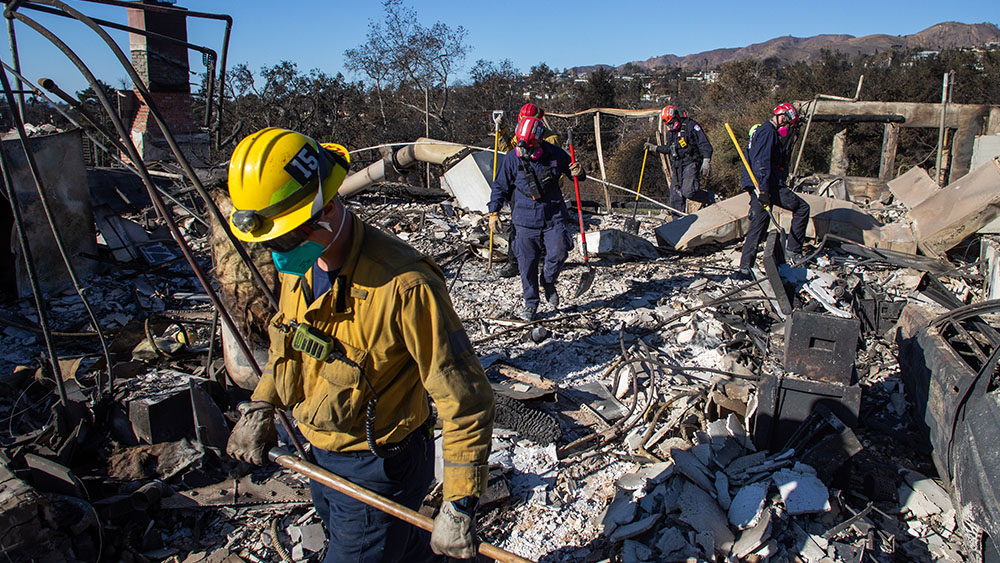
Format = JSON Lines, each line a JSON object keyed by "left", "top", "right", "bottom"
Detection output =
{"left": 3, "top": 2, "right": 1000, "bottom": 562}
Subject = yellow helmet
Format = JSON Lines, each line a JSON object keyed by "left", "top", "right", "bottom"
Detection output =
{"left": 227, "top": 127, "right": 350, "bottom": 242}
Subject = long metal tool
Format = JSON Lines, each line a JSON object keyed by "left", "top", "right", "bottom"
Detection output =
{"left": 489, "top": 110, "right": 502, "bottom": 274}
{"left": 567, "top": 128, "right": 595, "bottom": 298}
{"left": 624, "top": 139, "right": 649, "bottom": 234}
{"left": 268, "top": 448, "right": 533, "bottom": 563}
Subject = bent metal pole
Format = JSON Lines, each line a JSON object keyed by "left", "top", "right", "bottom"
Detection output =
{"left": 269, "top": 448, "right": 534, "bottom": 563}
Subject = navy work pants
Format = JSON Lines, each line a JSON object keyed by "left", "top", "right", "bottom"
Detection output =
{"left": 308, "top": 431, "right": 443, "bottom": 563}
{"left": 514, "top": 220, "right": 571, "bottom": 309}
{"left": 669, "top": 161, "right": 715, "bottom": 213}
{"left": 739, "top": 187, "right": 810, "bottom": 271}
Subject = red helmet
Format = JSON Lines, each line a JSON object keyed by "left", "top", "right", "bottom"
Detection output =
{"left": 519, "top": 103, "right": 544, "bottom": 120}
{"left": 774, "top": 103, "right": 799, "bottom": 125}
{"left": 515, "top": 116, "right": 545, "bottom": 147}
{"left": 660, "top": 105, "right": 678, "bottom": 123}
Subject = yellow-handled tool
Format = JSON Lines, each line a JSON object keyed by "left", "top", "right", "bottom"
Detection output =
{"left": 724, "top": 122, "right": 781, "bottom": 228}
{"left": 489, "top": 111, "right": 503, "bottom": 274}
{"left": 624, "top": 139, "right": 649, "bottom": 234}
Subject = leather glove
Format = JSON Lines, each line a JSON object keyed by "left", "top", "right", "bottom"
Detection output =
{"left": 431, "top": 498, "right": 478, "bottom": 559}
{"left": 226, "top": 401, "right": 277, "bottom": 465}
{"left": 569, "top": 161, "right": 585, "bottom": 179}
{"left": 700, "top": 158, "right": 711, "bottom": 177}
{"left": 643, "top": 142, "right": 657, "bottom": 152}
{"left": 488, "top": 212, "right": 500, "bottom": 233}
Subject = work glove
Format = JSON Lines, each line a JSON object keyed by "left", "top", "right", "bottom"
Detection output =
{"left": 643, "top": 142, "right": 657, "bottom": 152}
{"left": 700, "top": 158, "right": 711, "bottom": 177}
{"left": 226, "top": 401, "right": 277, "bottom": 466}
{"left": 431, "top": 497, "right": 478, "bottom": 559}
{"left": 569, "top": 161, "right": 585, "bottom": 179}
{"left": 488, "top": 212, "right": 500, "bottom": 233}
{"left": 756, "top": 189, "right": 771, "bottom": 208}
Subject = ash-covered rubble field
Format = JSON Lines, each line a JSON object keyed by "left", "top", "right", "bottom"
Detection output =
{"left": 2, "top": 180, "right": 999, "bottom": 563}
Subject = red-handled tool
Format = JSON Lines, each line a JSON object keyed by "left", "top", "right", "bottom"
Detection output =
{"left": 567, "top": 127, "right": 588, "bottom": 260}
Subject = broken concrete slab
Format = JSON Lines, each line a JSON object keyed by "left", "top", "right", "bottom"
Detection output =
{"left": 583, "top": 229, "right": 660, "bottom": 259}
{"left": 654, "top": 192, "right": 752, "bottom": 251}
{"left": 728, "top": 481, "right": 769, "bottom": 529}
{"left": 888, "top": 166, "right": 939, "bottom": 209}
{"left": 609, "top": 513, "right": 661, "bottom": 543}
{"left": 772, "top": 465, "right": 832, "bottom": 515}
{"left": 907, "top": 156, "right": 1000, "bottom": 257}
{"left": 668, "top": 447, "right": 714, "bottom": 493}
{"left": 901, "top": 470, "right": 953, "bottom": 514}
{"left": 601, "top": 490, "right": 638, "bottom": 536}
{"left": 654, "top": 527, "right": 688, "bottom": 558}
{"left": 654, "top": 192, "right": 881, "bottom": 252}
{"left": 972, "top": 134, "right": 1000, "bottom": 172}
{"left": 715, "top": 471, "right": 731, "bottom": 511}
{"left": 733, "top": 507, "right": 773, "bottom": 559}
{"left": 621, "top": 539, "right": 653, "bottom": 563}
{"left": 676, "top": 479, "right": 735, "bottom": 555}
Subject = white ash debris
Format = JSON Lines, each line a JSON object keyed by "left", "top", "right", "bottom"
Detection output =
{"left": 0, "top": 185, "right": 987, "bottom": 562}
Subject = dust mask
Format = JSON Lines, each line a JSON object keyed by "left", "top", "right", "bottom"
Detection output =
{"left": 271, "top": 208, "right": 349, "bottom": 276}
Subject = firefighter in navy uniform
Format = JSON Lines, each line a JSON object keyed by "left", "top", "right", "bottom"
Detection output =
{"left": 644, "top": 105, "right": 715, "bottom": 213}
{"left": 734, "top": 103, "right": 810, "bottom": 281}
{"left": 488, "top": 116, "right": 586, "bottom": 321}
{"left": 224, "top": 128, "right": 495, "bottom": 562}
{"left": 495, "top": 103, "right": 560, "bottom": 279}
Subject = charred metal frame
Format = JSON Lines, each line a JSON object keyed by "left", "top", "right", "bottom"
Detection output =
{"left": 900, "top": 298, "right": 1000, "bottom": 557}
{"left": 4, "top": 1, "right": 306, "bottom": 457}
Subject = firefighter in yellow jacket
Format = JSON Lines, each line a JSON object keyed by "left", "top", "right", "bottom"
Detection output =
{"left": 224, "top": 128, "right": 495, "bottom": 562}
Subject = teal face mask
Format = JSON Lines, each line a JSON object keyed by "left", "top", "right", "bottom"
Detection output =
{"left": 272, "top": 240, "right": 327, "bottom": 276}
{"left": 270, "top": 206, "right": 349, "bottom": 276}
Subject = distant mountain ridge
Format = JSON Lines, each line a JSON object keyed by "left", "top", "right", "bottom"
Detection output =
{"left": 579, "top": 22, "right": 1000, "bottom": 72}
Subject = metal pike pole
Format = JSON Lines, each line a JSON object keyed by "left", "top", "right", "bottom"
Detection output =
{"left": 567, "top": 128, "right": 595, "bottom": 298}
{"left": 269, "top": 448, "right": 534, "bottom": 563}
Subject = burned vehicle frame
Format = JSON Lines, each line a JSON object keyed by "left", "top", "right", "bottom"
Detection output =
{"left": 899, "top": 298, "right": 1000, "bottom": 561}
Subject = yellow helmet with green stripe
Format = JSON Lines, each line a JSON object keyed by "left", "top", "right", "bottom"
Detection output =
{"left": 227, "top": 128, "right": 350, "bottom": 243}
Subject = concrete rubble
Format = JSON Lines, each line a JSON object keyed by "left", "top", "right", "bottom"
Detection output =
{"left": 3, "top": 133, "right": 1000, "bottom": 563}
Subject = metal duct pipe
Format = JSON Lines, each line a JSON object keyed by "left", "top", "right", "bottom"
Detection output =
{"left": 339, "top": 138, "right": 467, "bottom": 198}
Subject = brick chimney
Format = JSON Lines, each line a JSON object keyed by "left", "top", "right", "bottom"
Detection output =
{"left": 127, "top": 0, "right": 208, "bottom": 165}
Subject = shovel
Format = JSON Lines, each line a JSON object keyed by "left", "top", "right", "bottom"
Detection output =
{"left": 567, "top": 128, "right": 595, "bottom": 298}
{"left": 488, "top": 110, "right": 502, "bottom": 274}
{"left": 624, "top": 138, "right": 650, "bottom": 234}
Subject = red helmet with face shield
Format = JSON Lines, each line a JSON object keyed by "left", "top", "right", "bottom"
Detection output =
{"left": 773, "top": 103, "right": 800, "bottom": 126}
{"left": 514, "top": 116, "right": 545, "bottom": 159}
{"left": 660, "top": 105, "right": 679, "bottom": 123}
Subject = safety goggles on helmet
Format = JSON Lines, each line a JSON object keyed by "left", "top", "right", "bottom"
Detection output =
{"left": 773, "top": 103, "right": 799, "bottom": 126}
{"left": 660, "top": 105, "right": 678, "bottom": 123}
{"left": 519, "top": 103, "right": 543, "bottom": 120}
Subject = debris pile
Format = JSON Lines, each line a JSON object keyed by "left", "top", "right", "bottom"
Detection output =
{"left": 3, "top": 134, "right": 1000, "bottom": 563}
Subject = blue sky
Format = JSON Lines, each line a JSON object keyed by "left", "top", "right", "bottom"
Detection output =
{"left": 7, "top": 0, "right": 997, "bottom": 96}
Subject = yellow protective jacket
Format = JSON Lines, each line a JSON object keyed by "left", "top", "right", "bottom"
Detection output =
{"left": 251, "top": 212, "right": 495, "bottom": 500}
